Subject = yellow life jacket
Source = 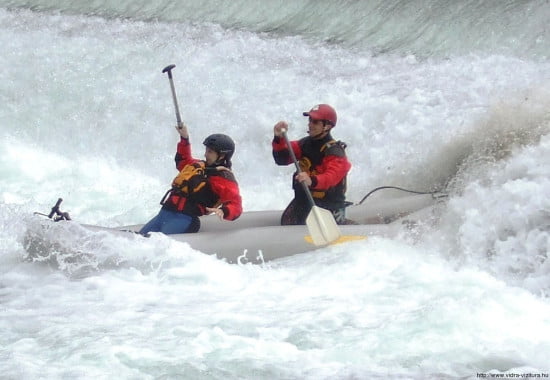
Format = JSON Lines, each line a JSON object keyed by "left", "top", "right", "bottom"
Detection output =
{"left": 171, "top": 161, "right": 207, "bottom": 196}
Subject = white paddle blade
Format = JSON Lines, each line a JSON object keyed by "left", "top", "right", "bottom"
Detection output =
{"left": 306, "top": 206, "right": 342, "bottom": 246}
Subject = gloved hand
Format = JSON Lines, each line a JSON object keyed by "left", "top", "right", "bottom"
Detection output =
{"left": 206, "top": 206, "right": 224, "bottom": 219}
{"left": 273, "top": 121, "right": 288, "bottom": 137}
{"left": 295, "top": 171, "right": 312, "bottom": 187}
{"left": 175, "top": 123, "right": 189, "bottom": 139}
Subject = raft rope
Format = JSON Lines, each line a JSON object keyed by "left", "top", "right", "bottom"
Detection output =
{"left": 356, "top": 186, "right": 448, "bottom": 205}
{"left": 37, "top": 188, "right": 447, "bottom": 220}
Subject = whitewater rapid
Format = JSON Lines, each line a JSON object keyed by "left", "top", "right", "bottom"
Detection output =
{"left": 1, "top": 2, "right": 549, "bottom": 379}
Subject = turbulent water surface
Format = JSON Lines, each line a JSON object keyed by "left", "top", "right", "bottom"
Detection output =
{"left": 1, "top": 0, "right": 549, "bottom": 379}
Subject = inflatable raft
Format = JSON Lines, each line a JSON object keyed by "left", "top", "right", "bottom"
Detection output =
{"left": 24, "top": 189, "right": 446, "bottom": 264}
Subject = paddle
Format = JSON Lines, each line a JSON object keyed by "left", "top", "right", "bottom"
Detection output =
{"left": 281, "top": 130, "right": 342, "bottom": 246}
{"left": 162, "top": 64, "right": 184, "bottom": 129}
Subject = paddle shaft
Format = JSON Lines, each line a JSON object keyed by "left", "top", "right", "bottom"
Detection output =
{"left": 281, "top": 131, "right": 316, "bottom": 207}
{"left": 162, "top": 64, "right": 183, "bottom": 128}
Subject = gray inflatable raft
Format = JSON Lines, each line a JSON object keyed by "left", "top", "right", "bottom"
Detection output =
{"left": 25, "top": 193, "right": 444, "bottom": 264}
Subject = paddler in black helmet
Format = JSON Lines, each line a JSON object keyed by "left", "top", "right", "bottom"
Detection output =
{"left": 139, "top": 124, "right": 242, "bottom": 235}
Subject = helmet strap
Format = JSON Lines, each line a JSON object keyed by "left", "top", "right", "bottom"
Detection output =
{"left": 214, "top": 153, "right": 232, "bottom": 168}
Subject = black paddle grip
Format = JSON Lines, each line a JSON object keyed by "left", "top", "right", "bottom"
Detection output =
{"left": 162, "top": 64, "right": 176, "bottom": 79}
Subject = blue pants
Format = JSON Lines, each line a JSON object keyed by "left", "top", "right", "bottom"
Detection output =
{"left": 139, "top": 209, "right": 195, "bottom": 235}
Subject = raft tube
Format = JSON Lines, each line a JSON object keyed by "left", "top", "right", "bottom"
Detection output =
{"left": 24, "top": 193, "right": 443, "bottom": 264}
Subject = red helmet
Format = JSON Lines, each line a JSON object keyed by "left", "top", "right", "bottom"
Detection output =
{"left": 302, "top": 104, "right": 337, "bottom": 126}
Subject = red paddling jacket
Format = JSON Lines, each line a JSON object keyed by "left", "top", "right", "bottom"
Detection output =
{"left": 272, "top": 133, "right": 351, "bottom": 211}
{"left": 161, "top": 137, "right": 242, "bottom": 221}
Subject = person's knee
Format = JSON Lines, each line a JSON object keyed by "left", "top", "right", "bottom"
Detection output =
{"left": 185, "top": 217, "right": 201, "bottom": 233}
{"left": 332, "top": 208, "right": 346, "bottom": 224}
{"left": 160, "top": 213, "right": 193, "bottom": 234}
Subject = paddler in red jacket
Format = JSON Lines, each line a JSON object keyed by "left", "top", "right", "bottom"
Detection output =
{"left": 140, "top": 124, "right": 242, "bottom": 235}
{"left": 272, "top": 104, "right": 351, "bottom": 225}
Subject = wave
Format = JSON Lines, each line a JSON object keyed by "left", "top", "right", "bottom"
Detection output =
{"left": 2, "top": 0, "right": 549, "bottom": 59}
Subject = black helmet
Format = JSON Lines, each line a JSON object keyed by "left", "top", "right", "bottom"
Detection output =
{"left": 203, "top": 133, "right": 235, "bottom": 167}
